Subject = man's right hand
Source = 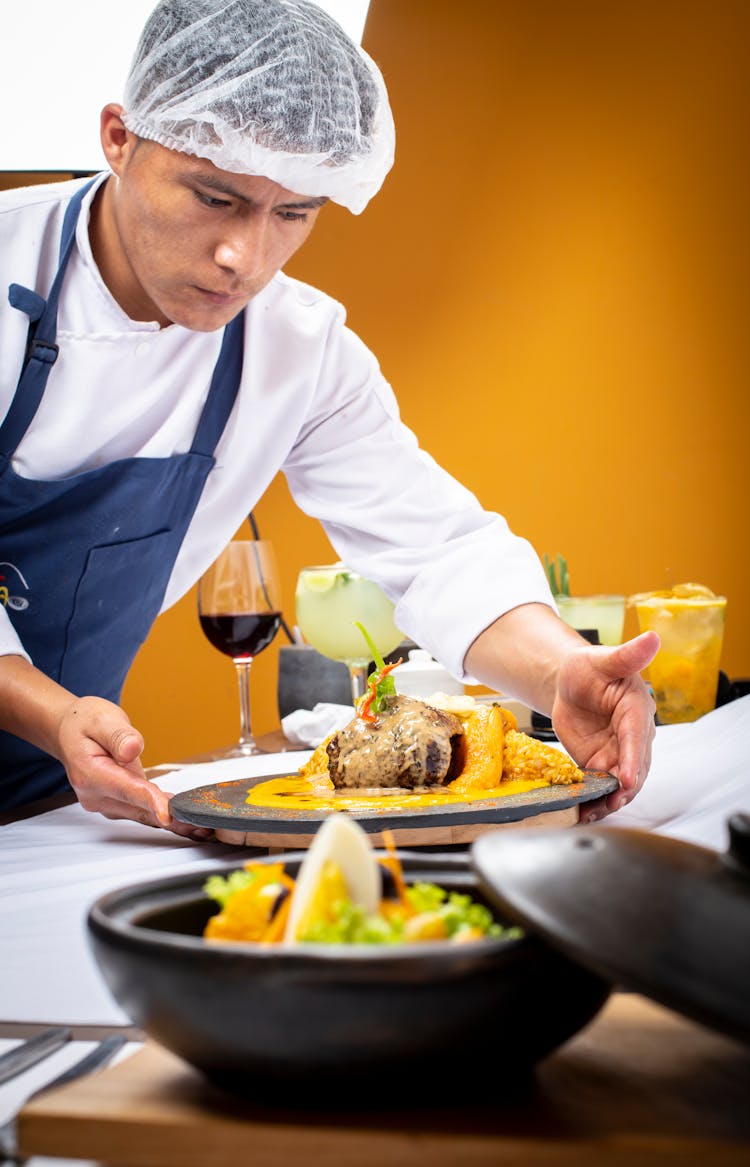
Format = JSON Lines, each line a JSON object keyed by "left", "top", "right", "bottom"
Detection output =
{"left": 0, "top": 656, "right": 212, "bottom": 839}
{"left": 56, "top": 694, "right": 212, "bottom": 838}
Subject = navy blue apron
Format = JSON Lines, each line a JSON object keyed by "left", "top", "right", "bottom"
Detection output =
{"left": 0, "top": 179, "right": 244, "bottom": 810}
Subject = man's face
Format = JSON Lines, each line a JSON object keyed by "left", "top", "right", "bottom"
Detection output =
{"left": 94, "top": 122, "right": 326, "bottom": 331}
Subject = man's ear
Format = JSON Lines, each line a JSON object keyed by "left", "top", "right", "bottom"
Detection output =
{"left": 100, "top": 104, "right": 136, "bottom": 175}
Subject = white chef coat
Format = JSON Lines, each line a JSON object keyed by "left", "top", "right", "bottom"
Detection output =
{"left": 0, "top": 174, "right": 554, "bottom": 680}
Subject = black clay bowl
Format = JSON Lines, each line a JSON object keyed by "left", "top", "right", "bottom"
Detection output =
{"left": 87, "top": 851, "right": 610, "bottom": 1104}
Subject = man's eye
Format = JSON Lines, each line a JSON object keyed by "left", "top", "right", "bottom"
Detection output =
{"left": 278, "top": 210, "right": 308, "bottom": 223}
{"left": 195, "top": 191, "right": 231, "bottom": 208}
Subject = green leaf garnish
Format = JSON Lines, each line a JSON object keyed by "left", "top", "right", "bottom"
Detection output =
{"left": 543, "top": 553, "right": 570, "bottom": 597}
{"left": 355, "top": 621, "right": 400, "bottom": 719}
{"left": 296, "top": 882, "right": 518, "bottom": 945}
{"left": 203, "top": 869, "right": 259, "bottom": 908}
{"left": 355, "top": 620, "right": 387, "bottom": 672}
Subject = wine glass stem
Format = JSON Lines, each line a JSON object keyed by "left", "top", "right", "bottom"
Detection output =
{"left": 349, "top": 664, "right": 368, "bottom": 705}
{"left": 233, "top": 659, "right": 256, "bottom": 753}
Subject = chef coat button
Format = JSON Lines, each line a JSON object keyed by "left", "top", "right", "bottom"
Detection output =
{"left": 135, "top": 341, "right": 150, "bottom": 358}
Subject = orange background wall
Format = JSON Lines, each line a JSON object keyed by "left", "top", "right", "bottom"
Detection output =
{"left": 5, "top": 1, "right": 749, "bottom": 763}
{"left": 125, "top": 0, "right": 749, "bottom": 763}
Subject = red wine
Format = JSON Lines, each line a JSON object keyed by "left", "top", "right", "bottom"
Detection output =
{"left": 200, "top": 612, "right": 281, "bottom": 659}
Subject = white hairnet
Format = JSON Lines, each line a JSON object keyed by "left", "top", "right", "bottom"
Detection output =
{"left": 121, "top": 0, "right": 395, "bottom": 214}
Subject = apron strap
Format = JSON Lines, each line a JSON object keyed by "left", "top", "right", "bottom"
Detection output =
{"left": 189, "top": 310, "right": 245, "bottom": 457}
{"left": 2, "top": 175, "right": 243, "bottom": 462}
{"left": 1, "top": 179, "right": 98, "bottom": 455}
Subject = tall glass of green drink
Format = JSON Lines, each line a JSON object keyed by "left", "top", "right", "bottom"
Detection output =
{"left": 295, "top": 564, "right": 403, "bottom": 704}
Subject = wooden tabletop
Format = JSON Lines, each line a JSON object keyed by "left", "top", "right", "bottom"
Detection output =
{"left": 18, "top": 993, "right": 750, "bottom": 1166}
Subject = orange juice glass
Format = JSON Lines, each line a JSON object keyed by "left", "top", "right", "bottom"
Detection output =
{"left": 633, "top": 584, "right": 727, "bottom": 724}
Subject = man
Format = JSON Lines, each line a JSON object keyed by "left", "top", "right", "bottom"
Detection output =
{"left": 0, "top": 0, "right": 658, "bottom": 831}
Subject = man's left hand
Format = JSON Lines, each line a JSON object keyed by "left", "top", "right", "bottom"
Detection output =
{"left": 551, "top": 630, "right": 660, "bottom": 819}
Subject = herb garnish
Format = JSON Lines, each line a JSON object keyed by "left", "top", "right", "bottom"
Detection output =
{"left": 543, "top": 552, "right": 570, "bottom": 597}
{"left": 354, "top": 621, "right": 402, "bottom": 723}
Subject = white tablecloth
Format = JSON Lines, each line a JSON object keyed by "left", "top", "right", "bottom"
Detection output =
{"left": 600, "top": 694, "right": 750, "bottom": 849}
{"left": 1, "top": 701, "right": 748, "bottom": 1028}
{"left": 1, "top": 751, "right": 310, "bottom": 1027}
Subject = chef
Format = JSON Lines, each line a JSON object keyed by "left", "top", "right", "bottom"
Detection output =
{"left": 0, "top": 0, "right": 658, "bottom": 831}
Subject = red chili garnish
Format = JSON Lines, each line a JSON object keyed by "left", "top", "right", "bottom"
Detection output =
{"left": 358, "top": 659, "right": 402, "bottom": 723}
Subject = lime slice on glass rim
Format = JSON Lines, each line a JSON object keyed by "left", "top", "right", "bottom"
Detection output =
{"left": 301, "top": 567, "right": 348, "bottom": 593}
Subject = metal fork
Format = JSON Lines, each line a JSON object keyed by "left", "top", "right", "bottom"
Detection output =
{"left": 0, "top": 1034, "right": 127, "bottom": 1162}
{"left": 0, "top": 1029, "right": 71, "bottom": 1088}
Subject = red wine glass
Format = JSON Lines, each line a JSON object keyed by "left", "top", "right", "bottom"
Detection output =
{"left": 197, "top": 540, "right": 282, "bottom": 757}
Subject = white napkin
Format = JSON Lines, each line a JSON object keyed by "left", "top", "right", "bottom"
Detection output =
{"left": 281, "top": 702, "right": 354, "bottom": 748}
{"left": 602, "top": 694, "right": 750, "bottom": 850}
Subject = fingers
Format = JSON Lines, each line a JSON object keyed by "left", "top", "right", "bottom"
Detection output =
{"left": 167, "top": 818, "right": 215, "bottom": 842}
{"left": 593, "top": 634, "right": 658, "bottom": 807}
{"left": 61, "top": 697, "right": 146, "bottom": 774}
{"left": 84, "top": 780, "right": 214, "bottom": 841}
{"left": 55, "top": 695, "right": 213, "bottom": 841}
{"left": 604, "top": 630, "right": 661, "bottom": 678}
{"left": 582, "top": 704, "right": 655, "bottom": 823}
{"left": 108, "top": 724, "right": 145, "bottom": 767}
{"left": 94, "top": 801, "right": 214, "bottom": 842}
{"left": 612, "top": 715, "right": 653, "bottom": 798}
{"left": 580, "top": 795, "right": 609, "bottom": 824}
{"left": 79, "top": 699, "right": 145, "bottom": 769}
{"left": 75, "top": 766, "right": 171, "bottom": 825}
{"left": 556, "top": 630, "right": 660, "bottom": 827}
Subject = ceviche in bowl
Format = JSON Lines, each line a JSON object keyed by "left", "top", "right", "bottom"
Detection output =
{"left": 87, "top": 816, "right": 610, "bottom": 1102}
{"left": 202, "top": 814, "right": 514, "bottom": 947}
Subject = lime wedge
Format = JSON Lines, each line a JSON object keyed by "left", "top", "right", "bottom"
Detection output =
{"left": 302, "top": 570, "right": 338, "bottom": 593}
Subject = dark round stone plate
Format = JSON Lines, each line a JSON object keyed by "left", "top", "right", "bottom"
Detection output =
{"left": 169, "top": 771, "right": 618, "bottom": 836}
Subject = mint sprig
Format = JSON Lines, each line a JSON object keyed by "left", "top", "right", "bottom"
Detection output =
{"left": 543, "top": 553, "right": 570, "bottom": 597}
{"left": 355, "top": 620, "right": 399, "bottom": 716}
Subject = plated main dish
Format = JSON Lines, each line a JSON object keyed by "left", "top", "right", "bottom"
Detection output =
{"left": 247, "top": 641, "right": 587, "bottom": 814}
{"left": 203, "top": 812, "right": 519, "bottom": 946}
{"left": 167, "top": 627, "right": 617, "bottom": 839}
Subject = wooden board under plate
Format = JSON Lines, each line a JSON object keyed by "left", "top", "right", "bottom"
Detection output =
{"left": 169, "top": 772, "right": 618, "bottom": 847}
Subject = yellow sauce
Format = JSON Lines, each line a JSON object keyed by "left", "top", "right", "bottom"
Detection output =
{"left": 245, "top": 773, "right": 555, "bottom": 814}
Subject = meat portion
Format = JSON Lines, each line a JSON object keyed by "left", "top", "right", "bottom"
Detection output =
{"left": 326, "top": 694, "right": 464, "bottom": 790}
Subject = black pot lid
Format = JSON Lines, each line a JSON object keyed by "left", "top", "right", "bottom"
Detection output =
{"left": 471, "top": 814, "right": 750, "bottom": 1045}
